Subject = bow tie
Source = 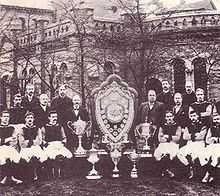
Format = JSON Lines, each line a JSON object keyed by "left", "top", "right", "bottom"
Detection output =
{"left": 74, "top": 108, "right": 79, "bottom": 111}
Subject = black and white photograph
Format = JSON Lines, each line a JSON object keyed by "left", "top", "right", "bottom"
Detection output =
{"left": 1, "top": 0, "right": 220, "bottom": 195}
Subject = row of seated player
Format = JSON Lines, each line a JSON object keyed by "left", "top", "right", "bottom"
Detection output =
{"left": 0, "top": 110, "right": 72, "bottom": 185}
{"left": 1, "top": 108, "right": 220, "bottom": 185}
{"left": 142, "top": 109, "right": 220, "bottom": 183}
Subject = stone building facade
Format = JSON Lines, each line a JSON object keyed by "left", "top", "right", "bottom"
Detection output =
{"left": 1, "top": 0, "right": 220, "bottom": 108}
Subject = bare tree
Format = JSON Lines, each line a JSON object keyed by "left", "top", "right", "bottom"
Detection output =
{"left": 95, "top": 0, "right": 174, "bottom": 103}
{"left": 50, "top": 0, "right": 108, "bottom": 107}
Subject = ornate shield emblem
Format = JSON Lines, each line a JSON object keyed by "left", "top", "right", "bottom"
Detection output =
{"left": 92, "top": 74, "right": 138, "bottom": 143}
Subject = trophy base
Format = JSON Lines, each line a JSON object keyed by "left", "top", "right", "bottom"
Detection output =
{"left": 140, "top": 152, "right": 152, "bottom": 158}
{"left": 130, "top": 171, "right": 138, "bottom": 178}
{"left": 74, "top": 152, "right": 87, "bottom": 158}
{"left": 86, "top": 175, "right": 102, "bottom": 180}
{"left": 74, "top": 148, "right": 87, "bottom": 157}
{"left": 112, "top": 173, "right": 120, "bottom": 178}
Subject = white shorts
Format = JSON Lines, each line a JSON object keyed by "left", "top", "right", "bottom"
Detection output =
{"left": 20, "top": 145, "right": 48, "bottom": 163}
{"left": 203, "top": 144, "right": 220, "bottom": 167}
{"left": 0, "top": 145, "right": 20, "bottom": 165}
{"left": 178, "top": 141, "right": 205, "bottom": 164}
{"left": 154, "top": 142, "right": 179, "bottom": 161}
{"left": 44, "top": 141, "right": 73, "bottom": 160}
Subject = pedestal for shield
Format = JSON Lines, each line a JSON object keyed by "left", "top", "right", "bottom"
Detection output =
{"left": 91, "top": 74, "right": 138, "bottom": 178}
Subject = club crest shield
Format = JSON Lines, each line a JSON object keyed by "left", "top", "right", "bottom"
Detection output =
{"left": 91, "top": 74, "right": 138, "bottom": 143}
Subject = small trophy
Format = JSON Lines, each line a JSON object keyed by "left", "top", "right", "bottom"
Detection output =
{"left": 67, "top": 119, "right": 87, "bottom": 157}
{"left": 127, "top": 149, "right": 141, "bottom": 178}
{"left": 110, "top": 148, "right": 121, "bottom": 178}
{"left": 86, "top": 144, "right": 102, "bottom": 179}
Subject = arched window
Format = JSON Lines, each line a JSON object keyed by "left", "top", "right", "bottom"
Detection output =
{"left": 172, "top": 58, "right": 186, "bottom": 93}
{"left": 192, "top": 57, "right": 208, "bottom": 95}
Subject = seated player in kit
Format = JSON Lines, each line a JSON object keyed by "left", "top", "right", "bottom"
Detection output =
{"left": 19, "top": 112, "right": 48, "bottom": 181}
{"left": 177, "top": 110, "right": 207, "bottom": 179}
{"left": 0, "top": 110, "right": 22, "bottom": 185}
{"left": 154, "top": 111, "right": 181, "bottom": 178}
{"left": 201, "top": 113, "right": 220, "bottom": 183}
{"left": 42, "top": 111, "right": 73, "bottom": 178}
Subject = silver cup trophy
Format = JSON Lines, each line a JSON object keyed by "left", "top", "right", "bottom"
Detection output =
{"left": 86, "top": 143, "right": 102, "bottom": 179}
{"left": 136, "top": 122, "right": 155, "bottom": 153}
{"left": 67, "top": 119, "right": 87, "bottom": 157}
{"left": 110, "top": 147, "right": 121, "bottom": 178}
{"left": 127, "top": 149, "right": 141, "bottom": 178}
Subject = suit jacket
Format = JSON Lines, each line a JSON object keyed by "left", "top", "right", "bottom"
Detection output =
{"left": 9, "top": 106, "right": 26, "bottom": 124}
{"left": 172, "top": 105, "right": 189, "bottom": 128}
{"left": 21, "top": 96, "right": 39, "bottom": 113}
{"left": 157, "top": 91, "right": 174, "bottom": 110}
{"left": 215, "top": 101, "right": 220, "bottom": 114}
{"left": 183, "top": 91, "right": 196, "bottom": 106}
{"left": 65, "top": 107, "right": 90, "bottom": 123}
{"left": 63, "top": 106, "right": 90, "bottom": 150}
{"left": 51, "top": 96, "right": 72, "bottom": 125}
{"left": 33, "top": 105, "right": 50, "bottom": 128}
{"left": 137, "top": 101, "right": 165, "bottom": 127}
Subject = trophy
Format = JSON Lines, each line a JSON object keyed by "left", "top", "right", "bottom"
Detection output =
{"left": 127, "top": 149, "right": 141, "bottom": 178}
{"left": 86, "top": 144, "right": 102, "bottom": 179}
{"left": 110, "top": 147, "right": 121, "bottom": 178}
{"left": 67, "top": 119, "right": 87, "bottom": 157}
{"left": 135, "top": 122, "right": 155, "bottom": 153}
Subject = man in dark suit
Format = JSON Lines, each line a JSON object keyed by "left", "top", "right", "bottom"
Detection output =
{"left": 34, "top": 94, "right": 50, "bottom": 128}
{"left": 182, "top": 81, "right": 196, "bottom": 106}
{"left": 136, "top": 90, "right": 165, "bottom": 148}
{"left": 157, "top": 80, "right": 174, "bottom": 110}
{"left": 172, "top": 92, "right": 189, "bottom": 147}
{"left": 172, "top": 92, "right": 189, "bottom": 129}
{"left": 137, "top": 89, "right": 165, "bottom": 127}
{"left": 64, "top": 95, "right": 90, "bottom": 151}
{"left": 64, "top": 95, "right": 90, "bottom": 177}
{"left": 21, "top": 83, "right": 39, "bottom": 113}
{"left": 50, "top": 85, "right": 72, "bottom": 126}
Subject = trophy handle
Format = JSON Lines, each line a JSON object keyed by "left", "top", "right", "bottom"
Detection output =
{"left": 85, "top": 121, "right": 92, "bottom": 137}
{"left": 67, "top": 121, "right": 76, "bottom": 134}
{"left": 135, "top": 125, "right": 141, "bottom": 137}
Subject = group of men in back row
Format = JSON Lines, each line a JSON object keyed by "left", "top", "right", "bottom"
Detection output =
{"left": 0, "top": 83, "right": 90, "bottom": 185}
{"left": 137, "top": 80, "right": 220, "bottom": 183}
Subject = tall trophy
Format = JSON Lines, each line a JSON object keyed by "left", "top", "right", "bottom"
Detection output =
{"left": 67, "top": 119, "right": 87, "bottom": 157}
{"left": 127, "top": 149, "right": 141, "bottom": 178}
{"left": 86, "top": 143, "right": 102, "bottom": 179}
{"left": 110, "top": 146, "right": 121, "bottom": 178}
{"left": 135, "top": 122, "right": 155, "bottom": 155}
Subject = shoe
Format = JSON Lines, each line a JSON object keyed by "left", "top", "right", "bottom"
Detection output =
{"left": 166, "top": 169, "right": 175, "bottom": 178}
{"left": 202, "top": 172, "right": 210, "bottom": 183}
{"left": 11, "top": 176, "right": 23, "bottom": 184}
{"left": 0, "top": 176, "right": 7, "bottom": 185}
